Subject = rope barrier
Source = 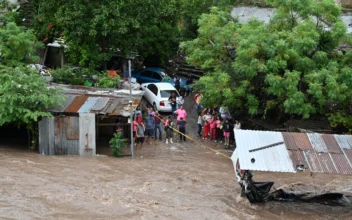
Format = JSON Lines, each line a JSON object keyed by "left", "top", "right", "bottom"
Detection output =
{"left": 138, "top": 101, "right": 232, "bottom": 160}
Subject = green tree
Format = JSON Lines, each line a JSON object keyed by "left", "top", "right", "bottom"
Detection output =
{"left": 182, "top": 1, "right": 352, "bottom": 127}
{"left": 0, "top": 22, "right": 41, "bottom": 67}
{"left": 31, "top": 0, "right": 182, "bottom": 69}
{"left": 0, "top": 21, "right": 64, "bottom": 148}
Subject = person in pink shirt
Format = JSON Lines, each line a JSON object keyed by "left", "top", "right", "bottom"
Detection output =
{"left": 174, "top": 105, "right": 187, "bottom": 122}
{"left": 209, "top": 115, "right": 216, "bottom": 141}
{"left": 215, "top": 115, "right": 222, "bottom": 143}
{"left": 132, "top": 118, "right": 139, "bottom": 145}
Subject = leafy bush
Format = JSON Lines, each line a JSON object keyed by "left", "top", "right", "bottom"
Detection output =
{"left": 109, "top": 132, "right": 127, "bottom": 157}
{"left": 52, "top": 66, "right": 98, "bottom": 85}
{"left": 95, "top": 75, "right": 120, "bottom": 88}
{"left": 51, "top": 65, "right": 74, "bottom": 84}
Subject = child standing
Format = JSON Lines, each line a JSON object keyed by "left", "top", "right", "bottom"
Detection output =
{"left": 197, "top": 113, "right": 203, "bottom": 137}
{"left": 215, "top": 116, "right": 222, "bottom": 143}
{"left": 203, "top": 120, "right": 210, "bottom": 140}
{"left": 223, "top": 119, "right": 231, "bottom": 148}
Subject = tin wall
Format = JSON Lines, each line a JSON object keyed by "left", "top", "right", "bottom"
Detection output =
{"left": 39, "top": 116, "right": 80, "bottom": 155}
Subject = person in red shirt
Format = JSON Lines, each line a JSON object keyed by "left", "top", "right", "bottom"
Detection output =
{"left": 209, "top": 115, "right": 216, "bottom": 141}
{"left": 136, "top": 113, "right": 143, "bottom": 124}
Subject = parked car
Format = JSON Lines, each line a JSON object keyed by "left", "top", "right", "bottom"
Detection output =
{"left": 132, "top": 67, "right": 186, "bottom": 87}
{"left": 141, "top": 82, "right": 180, "bottom": 112}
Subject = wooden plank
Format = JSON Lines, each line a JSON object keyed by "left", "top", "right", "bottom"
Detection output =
{"left": 79, "top": 113, "right": 96, "bottom": 156}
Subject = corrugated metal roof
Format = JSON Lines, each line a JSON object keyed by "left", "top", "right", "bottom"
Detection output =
{"left": 48, "top": 84, "right": 144, "bottom": 117}
{"left": 288, "top": 150, "right": 308, "bottom": 170}
{"left": 321, "top": 134, "right": 342, "bottom": 153}
{"left": 233, "top": 130, "right": 352, "bottom": 175}
{"left": 334, "top": 135, "right": 352, "bottom": 149}
{"left": 307, "top": 133, "right": 328, "bottom": 153}
{"left": 64, "top": 95, "right": 88, "bottom": 112}
{"left": 234, "top": 130, "right": 295, "bottom": 173}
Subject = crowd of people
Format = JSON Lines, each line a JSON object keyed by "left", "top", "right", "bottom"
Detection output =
{"left": 127, "top": 73, "right": 241, "bottom": 150}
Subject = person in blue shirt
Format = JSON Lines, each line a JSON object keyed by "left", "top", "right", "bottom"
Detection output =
{"left": 177, "top": 117, "right": 187, "bottom": 142}
{"left": 144, "top": 114, "right": 155, "bottom": 144}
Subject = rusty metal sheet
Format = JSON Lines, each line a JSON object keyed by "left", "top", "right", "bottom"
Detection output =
{"left": 303, "top": 151, "right": 323, "bottom": 173}
{"left": 317, "top": 153, "right": 338, "bottom": 174}
{"left": 330, "top": 153, "right": 352, "bottom": 175}
{"left": 334, "top": 135, "right": 352, "bottom": 150}
{"left": 66, "top": 117, "right": 79, "bottom": 140}
{"left": 321, "top": 134, "right": 342, "bottom": 153}
{"left": 292, "top": 133, "right": 313, "bottom": 150}
{"left": 78, "top": 97, "right": 99, "bottom": 113}
{"left": 105, "top": 99, "right": 120, "bottom": 113}
{"left": 307, "top": 133, "right": 328, "bottom": 153}
{"left": 91, "top": 97, "right": 110, "bottom": 111}
{"left": 64, "top": 95, "right": 88, "bottom": 113}
{"left": 282, "top": 132, "right": 298, "bottom": 150}
{"left": 288, "top": 150, "right": 308, "bottom": 171}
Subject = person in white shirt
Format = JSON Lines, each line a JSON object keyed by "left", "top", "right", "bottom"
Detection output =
{"left": 234, "top": 120, "right": 241, "bottom": 130}
{"left": 176, "top": 93, "right": 184, "bottom": 109}
{"left": 233, "top": 120, "right": 241, "bottom": 146}
{"left": 219, "top": 106, "right": 229, "bottom": 120}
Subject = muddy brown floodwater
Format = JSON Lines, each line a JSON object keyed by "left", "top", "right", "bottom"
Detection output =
{"left": 1, "top": 96, "right": 352, "bottom": 219}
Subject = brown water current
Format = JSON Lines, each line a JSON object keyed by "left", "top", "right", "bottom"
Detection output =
{"left": 1, "top": 97, "right": 352, "bottom": 219}
{"left": 1, "top": 138, "right": 352, "bottom": 219}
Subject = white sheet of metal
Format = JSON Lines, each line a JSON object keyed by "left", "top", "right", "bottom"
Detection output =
{"left": 79, "top": 113, "right": 96, "bottom": 156}
{"left": 234, "top": 130, "right": 295, "bottom": 173}
{"left": 307, "top": 133, "right": 328, "bottom": 153}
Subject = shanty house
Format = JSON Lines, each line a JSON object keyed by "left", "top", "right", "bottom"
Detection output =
{"left": 38, "top": 85, "right": 144, "bottom": 155}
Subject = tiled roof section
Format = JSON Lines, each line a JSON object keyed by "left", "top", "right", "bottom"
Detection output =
{"left": 307, "top": 133, "right": 328, "bottom": 153}
{"left": 292, "top": 133, "right": 313, "bottom": 150}
{"left": 233, "top": 130, "right": 352, "bottom": 175}
{"left": 48, "top": 84, "right": 144, "bottom": 117}
{"left": 321, "top": 134, "right": 342, "bottom": 154}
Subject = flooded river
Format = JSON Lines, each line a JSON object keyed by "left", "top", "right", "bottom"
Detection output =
{"left": 1, "top": 138, "right": 352, "bottom": 220}
{"left": 1, "top": 96, "right": 352, "bottom": 219}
